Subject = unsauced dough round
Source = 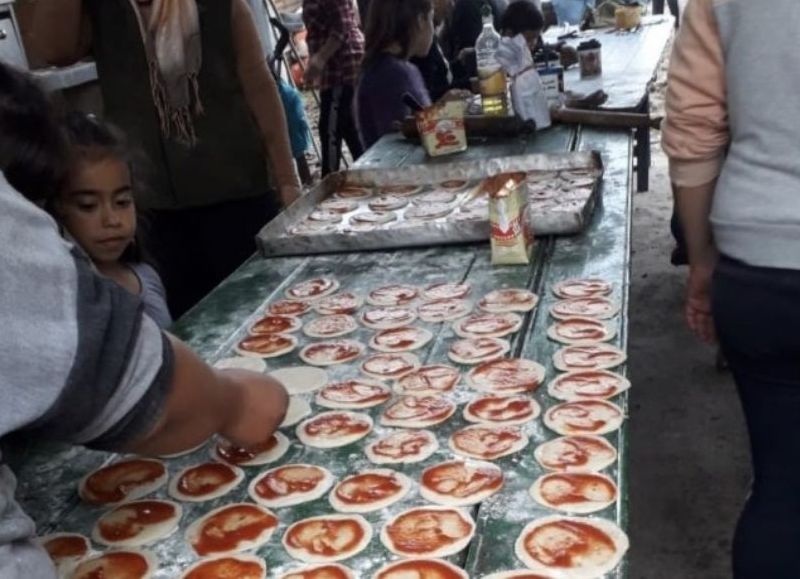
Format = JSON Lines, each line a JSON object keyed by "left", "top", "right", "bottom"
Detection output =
{"left": 268, "top": 366, "right": 329, "bottom": 394}
{"left": 281, "top": 396, "right": 313, "bottom": 428}
{"left": 214, "top": 357, "right": 267, "bottom": 373}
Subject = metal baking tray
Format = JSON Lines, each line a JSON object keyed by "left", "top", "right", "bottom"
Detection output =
{"left": 257, "top": 151, "right": 604, "bottom": 258}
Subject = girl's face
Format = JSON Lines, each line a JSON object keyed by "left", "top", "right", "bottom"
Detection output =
{"left": 58, "top": 155, "right": 136, "bottom": 266}
{"left": 410, "top": 9, "right": 435, "bottom": 58}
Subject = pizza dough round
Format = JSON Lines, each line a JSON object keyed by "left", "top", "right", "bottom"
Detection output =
{"left": 369, "top": 326, "right": 434, "bottom": 353}
{"left": 419, "top": 298, "right": 472, "bottom": 322}
{"left": 93, "top": 500, "right": 182, "bottom": 547}
{"left": 360, "top": 306, "right": 418, "bottom": 329}
{"left": 364, "top": 428, "right": 439, "bottom": 464}
{"left": 544, "top": 400, "right": 625, "bottom": 436}
{"left": 303, "top": 315, "right": 358, "bottom": 338}
{"left": 361, "top": 352, "right": 421, "bottom": 380}
{"left": 319, "top": 199, "right": 359, "bottom": 213}
{"left": 180, "top": 554, "right": 266, "bottom": 579}
{"left": 514, "top": 515, "right": 629, "bottom": 578}
{"left": 281, "top": 396, "right": 313, "bottom": 428}
{"left": 249, "top": 315, "right": 303, "bottom": 335}
{"left": 466, "top": 358, "right": 546, "bottom": 394}
{"left": 269, "top": 300, "right": 313, "bottom": 317}
{"left": 214, "top": 356, "right": 267, "bottom": 373}
{"left": 367, "top": 285, "right": 419, "bottom": 307}
{"left": 453, "top": 313, "right": 523, "bottom": 339}
{"left": 316, "top": 379, "right": 392, "bottom": 409}
{"left": 37, "top": 533, "right": 91, "bottom": 573}
{"left": 248, "top": 463, "right": 335, "bottom": 508}
{"left": 211, "top": 432, "right": 291, "bottom": 467}
{"left": 286, "top": 277, "right": 340, "bottom": 301}
{"left": 236, "top": 334, "right": 298, "bottom": 358}
{"left": 405, "top": 203, "right": 453, "bottom": 221}
{"left": 534, "top": 435, "right": 618, "bottom": 473}
{"left": 420, "top": 459, "right": 504, "bottom": 506}
{"left": 394, "top": 364, "right": 461, "bottom": 395}
{"left": 283, "top": 514, "right": 373, "bottom": 563}
{"left": 308, "top": 209, "right": 344, "bottom": 224}
{"left": 547, "top": 317, "right": 616, "bottom": 345}
{"left": 529, "top": 471, "right": 618, "bottom": 514}
{"left": 380, "top": 505, "right": 475, "bottom": 558}
{"left": 380, "top": 395, "right": 456, "bottom": 428}
{"left": 552, "top": 278, "right": 613, "bottom": 300}
{"left": 69, "top": 549, "right": 158, "bottom": 579}
{"left": 168, "top": 462, "right": 244, "bottom": 502}
{"left": 335, "top": 185, "right": 373, "bottom": 199}
{"left": 373, "top": 559, "right": 469, "bottom": 579}
{"left": 448, "top": 337, "right": 511, "bottom": 365}
{"left": 312, "top": 293, "right": 363, "bottom": 315}
{"left": 479, "top": 289, "right": 539, "bottom": 313}
{"left": 439, "top": 179, "right": 473, "bottom": 192}
{"left": 186, "top": 503, "right": 279, "bottom": 557}
{"left": 422, "top": 282, "right": 472, "bottom": 301}
{"left": 268, "top": 366, "right": 329, "bottom": 394}
{"left": 279, "top": 563, "right": 356, "bottom": 579}
{"left": 463, "top": 394, "right": 541, "bottom": 425}
{"left": 414, "top": 191, "right": 457, "bottom": 205}
{"left": 328, "top": 468, "right": 413, "bottom": 513}
{"left": 449, "top": 424, "right": 529, "bottom": 461}
{"left": 299, "top": 340, "right": 366, "bottom": 366}
{"left": 380, "top": 184, "right": 424, "bottom": 196}
{"left": 292, "top": 222, "right": 338, "bottom": 236}
{"left": 79, "top": 458, "right": 167, "bottom": 506}
{"left": 296, "top": 411, "right": 374, "bottom": 448}
{"left": 548, "top": 370, "right": 630, "bottom": 402}
{"left": 550, "top": 297, "right": 620, "bottom": 321}
{"left": 369, "top": 195, "right": 408, "bottom": 212}
{"left": 553, "top": 344, "right": 627, "bottom": 372}
{"left": 349, "top": 211, "right": 397, "bottom": 227}
{"left": 482, "top": 570, "right": 559, "bottom": 579}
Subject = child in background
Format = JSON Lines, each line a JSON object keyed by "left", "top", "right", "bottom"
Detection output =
{"left": 54, "top": 113, "right": 172, "bottom": 328}
{"left": 355, "top": 0, "right": 435, "bottom": 148}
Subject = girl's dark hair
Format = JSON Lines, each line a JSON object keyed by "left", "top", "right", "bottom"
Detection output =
{"left": 363, "top": 0, "right": 433, "bottom": 69}
{"left": 500, "top": 0, "right": 545, "bottom": 37}
{"left": 61, "top": 112, "right": 153, "bottom": 265}
{"left": 0, "top": 61, "right": 67, "bottom": 203}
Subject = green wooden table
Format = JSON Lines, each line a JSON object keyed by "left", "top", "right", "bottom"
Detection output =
{"left": 14, "top": 121, "right": 634, "bottom": 577}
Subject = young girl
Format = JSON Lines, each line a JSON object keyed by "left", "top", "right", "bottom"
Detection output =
{"left": 54, "top": 113, "right": 172, "bottom": 328}
{"left": 355, "top": 0, "right": 435, "bottom": 148}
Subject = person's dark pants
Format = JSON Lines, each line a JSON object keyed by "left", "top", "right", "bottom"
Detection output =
{"left": 319, "top": 85, "right": 363, "bottom": 176}
{"left": 712, "top": 255, "right": 800, "bottom": 579}
{"left": 149, "top": 194, "right": 281, "bottom": 318}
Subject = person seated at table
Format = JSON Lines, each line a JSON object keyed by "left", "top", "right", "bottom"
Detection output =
{"left": 355, "top": 0, "right": 435, "bottom": 148}
{"left": 0, "top": 61, "right": 288, "bottom": 579}
{"left": 51, "top": 112, "right": 171, "bottom": 329}
{"left": 500, "top": 1, "right": 577, "bottom": 68}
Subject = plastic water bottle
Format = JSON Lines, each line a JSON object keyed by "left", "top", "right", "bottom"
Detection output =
{"left": 475, "top": 3, "right": 508, "bottom": 116}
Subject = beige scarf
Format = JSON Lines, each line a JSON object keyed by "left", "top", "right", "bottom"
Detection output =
{"left": 129, "top": 0, "right": 204, "bottom": 145}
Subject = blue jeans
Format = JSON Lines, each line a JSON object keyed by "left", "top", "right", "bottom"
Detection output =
{"left": 712, "top": 255, "right": 800, "bottom": 578}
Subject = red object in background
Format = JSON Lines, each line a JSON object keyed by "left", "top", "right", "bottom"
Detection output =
{"left": 291, "top": 30, "right": 309, "bottom": 88}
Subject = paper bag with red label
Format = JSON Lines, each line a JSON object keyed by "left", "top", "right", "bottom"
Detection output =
{"left": 416, "top": 100, "right": 468, "bottom": 157}
{"left": 486, "top": 172, "right": 534, "bottom": 265}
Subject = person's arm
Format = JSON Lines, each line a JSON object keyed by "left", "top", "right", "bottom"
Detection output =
{"left": 662, "top": 0, "right": 728, "bottom": 343}
{"left": 231, "top": 0, "right": 302, "bottom": 207}
{"left": 21, "top": 0, "right": 91, "bottom": 67}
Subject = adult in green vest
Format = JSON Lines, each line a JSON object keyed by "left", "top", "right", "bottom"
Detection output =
{"left": 26, "top": 0, "right": 302, "bottom": 317}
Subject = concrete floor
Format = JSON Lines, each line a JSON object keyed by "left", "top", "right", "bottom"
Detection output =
{"left": 625, "top": 134, "right": 751, "bottom": 578}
